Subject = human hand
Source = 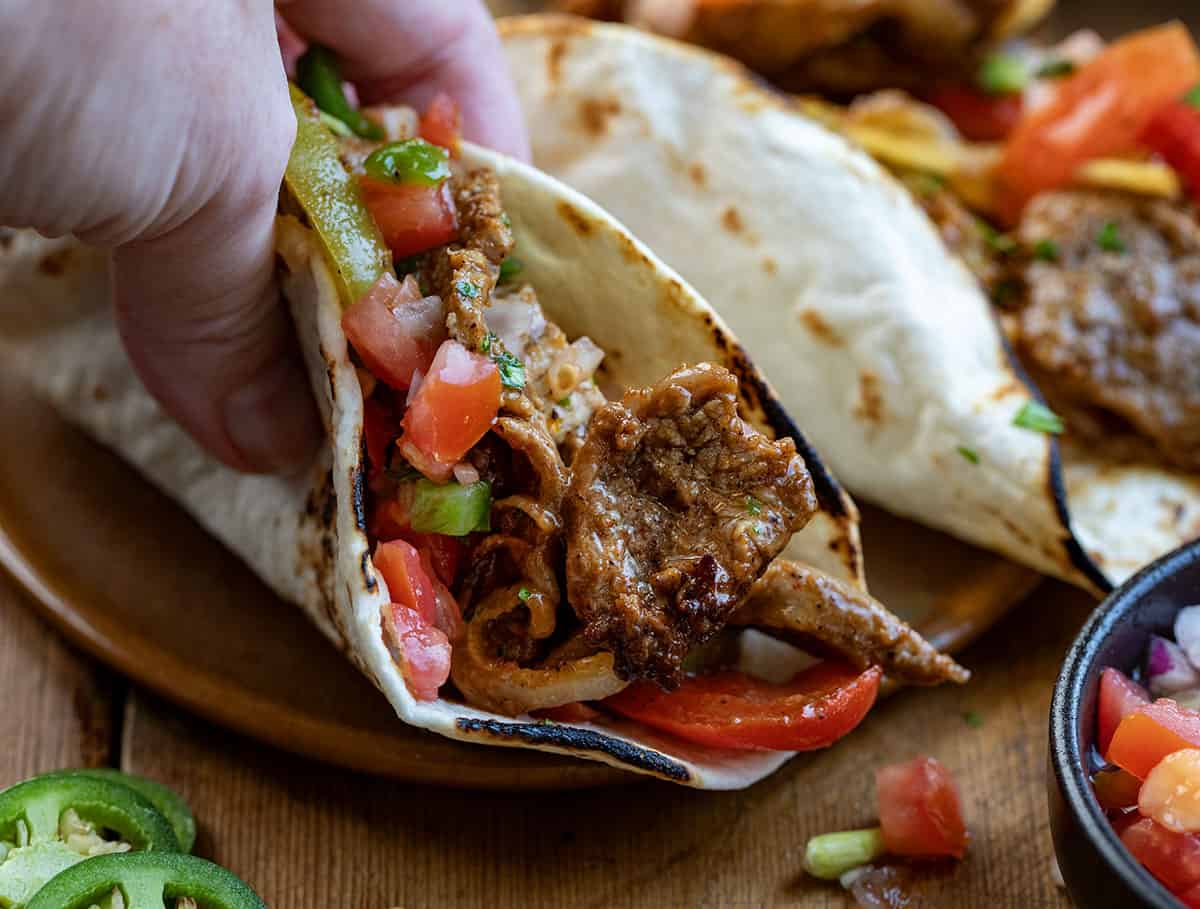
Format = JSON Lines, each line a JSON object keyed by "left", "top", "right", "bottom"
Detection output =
{"left": 0, "top": 0, "right": 528, "bottom": 472}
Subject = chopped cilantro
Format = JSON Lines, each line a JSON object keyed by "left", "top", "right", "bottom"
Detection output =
{"left": 493, "top": 350, "right": 526, "bottom": 389}
{"left": 956, "top": 446, "right": 980, "bottom": 465}
{"left": 745, "top": 496, "right": 763, "bottom": 516}
{"left": 1035, "top": 59, "right": 1076, "bottom": 79}
{"left": 518, "top": 587, "right": 532, "bottom": 602}
{"left": 978, "top": 219, "right": 1016, "bottom": 255}
{"left": 1013, "top": 401, "right": 1064, "bottom": 435}
{"left": 963, "top": 710, "right": 984, "bottom": 728}
{"left": 1096, "top": 221, "right": 1126, "bottom": 254}
{"left": 501, "top": 212, "right": 512, "bottom": 228}
{"left": 499, "top": 257, "right": 523, "bottom": 281}
{"left": 1186, "top": 84, "right": 1200, "bottom": 109}
{"left": 1033, "top": 239, "right": 1060, "bottom": 262}
{"left": 455, "top": 279, "right": 480, "bottom": 299}
{"left": 557, "top": 396, "right": 571, "bottom": 407}
{"left": 978, "top": 54, "right": 1028, "bottom": 95}
{"left": 480, "top": 332, "right": 497, "bottom": 354}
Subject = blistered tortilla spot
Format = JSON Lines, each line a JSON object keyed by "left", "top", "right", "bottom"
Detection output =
{"left": 614, "top": 230, "right": 653, "bottom": 269}
{"left": 360, "top": 550, "right": 378, "bottom": 593}
{"left": 91, "top": 384, "right": 109, "bottom": 403}
{"left": 350, "top": 463, "right": 368, "bottom": 532}
{"left": 988, "top": 380, "right": 1023, "bottom": 401}
{"left": 720, "top": 206, "right": 744, "bottom": 234}
{"left": 579, "top": 96, "right": 621, "bottom": 136}
{"left": 687, "top": 162, "right": 707, "bottom": 187}
{"left": 453, "top": 718, "right": 690, "bottom": 782}
{"left": 797, "top": 309, "right": 844, "bottom": 347}
{"left": 37, "top": 247, "right": 75, "bottom": 277}
{"left": 853, "top": 371, "right": 885, "bottom": 426}
{"left": 546, "top": 38, "right": 569, "bottom": 86}
{"left": 556, "top": 200, "right": 594, "bottom": 236}
{"left": 762, "top": 256, "right": 777, "bottom": 275}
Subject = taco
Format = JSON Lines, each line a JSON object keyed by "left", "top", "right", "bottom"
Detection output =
{"left": 0, "top": 72, "right": 964, "bottom": 787}
{"left": 496, "top": 14, "right": 1200, "bottom": 590}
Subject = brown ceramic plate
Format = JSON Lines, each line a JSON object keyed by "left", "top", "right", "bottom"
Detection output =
{"left": 0, "top": 372, "right": 1039, "bottom": 789}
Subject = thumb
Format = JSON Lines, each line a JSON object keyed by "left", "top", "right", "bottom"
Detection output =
{"left": 111, "top": 130, "right": 320, "bottom": 474}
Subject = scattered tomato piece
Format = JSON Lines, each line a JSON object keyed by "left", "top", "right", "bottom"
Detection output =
{"left": 374, "top": 540, "right": 437, "bottom": 626}
{"left": 603, "top": 662, "right": 881, "bottom": 751}
{"left": 996, "top": 23, "right": 1200, "bottom": 222}
{"left": 876, "top": 756, "right": 969, "bottom": 859}
{"left": 1109, "top": 699, "right": 1200, "bottom": 779}
{"left": 928, "top": 85, "right": 1024, "bottom": 142}
{"left": 1121, "top": 817, "right": 1200, "bottom": 896}
{"left": 359, "top": 175, "right": 459, "bottom": 259}
{"left": 398, "top": 340, "right": 501, "bottom": 483}
{"left": 382, "top": 602, "right": 450, "bottom": 701}
{"left": 1098, "top": 667, "right": 1150, "bottom": 755}
{"left": 1140, "top": 92, "right": 1200, "bottom": 203}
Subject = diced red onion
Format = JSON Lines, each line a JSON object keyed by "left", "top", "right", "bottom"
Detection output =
{"left": 736, "top": 628, "right": 818, "bottom": 685}
{"left": 569, "top": 336, "right": 605, "bottom": 379}
{"left": 452, "top": 462, "right": 480, "bottom": 486}
{"left": 1174, "top": 605, "right": 1200, "bottom": 671}
{"left": 487, "top": 299, "right": 544, "bottom": 354}
{"left": 1147, "top": 634, "right": 1200, "bottom": 696}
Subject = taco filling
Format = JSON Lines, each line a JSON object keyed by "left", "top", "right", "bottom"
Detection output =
{"left": 281, "top": 54, "right": 965, "bottom": 752}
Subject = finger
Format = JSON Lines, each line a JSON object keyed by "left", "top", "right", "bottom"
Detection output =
{"left": 278, "top": 0, "right": 530, "bottom": 160}
{"left": 112, "top": 17, "right": 320, "bottom": 474}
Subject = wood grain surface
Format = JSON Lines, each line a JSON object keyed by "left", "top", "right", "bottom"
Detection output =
{"left": 0, "top": 565, "right": 1091, "bottom": 907}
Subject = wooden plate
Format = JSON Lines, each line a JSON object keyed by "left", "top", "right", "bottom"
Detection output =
{"left": 0, "top": 374, "right": 1039, "bottom": 789}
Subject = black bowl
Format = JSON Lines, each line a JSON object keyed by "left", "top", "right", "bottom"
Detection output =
{"left": 1049, "top": 540, "right": 1200, "bottom": 909}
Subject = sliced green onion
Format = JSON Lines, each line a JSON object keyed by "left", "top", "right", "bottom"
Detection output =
{"left": 956, "top": 445, "right": 980, "bottom": 465}
{"left": 499, "top": 257, "right": 524, "bottom": 281}
{"left": 409, "top": 479, "right": 491, "bottom": 536}
{"left": 296, "top": 45, "right": 383, "bottom": 140}
{"left": 1185, "top": 84, "right": 1200, "bottom": 109}
{"left": 1033, "top": 238, "right": 1060, "bottom": 262}
{"left": 978, "top": 54, "right": 1028, "bottom": 95}
{"left": 493, "top": 351, "right": 526, "bottom": 390}
{"left": 1035, "top": 59, "right": 1076, "bottom": 79}
{"left": 364, "top": 139, "right": 451, "bottom": 186}
{"left": 1097, "top": 220, "right": 1126, "bottom": 253}
{"left": 804, "top": 828, "right": 886, "bottom": 880}
{"left": 1013, "top": 401, "right": 1064, "bottom": 435}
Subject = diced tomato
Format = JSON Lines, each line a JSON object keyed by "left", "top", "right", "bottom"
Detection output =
{"left": 403, "top": 531, "right": 462, "bottom": 587}
{"left": 1122, "top": 818, "right": 1200, "bottom": 895}
{"left": 533, "top": 702, "right": 603, "bottom": 724}
{"left": 416, "top": 546, "right": 464, "bottom": 642}
{"left": 996, "top": 23, "right": 1200, "bottom": 222}
{"left": 876, "top": 756, "right": 969, "bottom": 859}
{"left": 1098, "top": 668, "right": 1150, "bottom": 755}
{"left": 359, "top": 175, "right": 459, "bottom": 259}
{"left": 1179, "top": 880, "right": 1200, "bottom": 909}
{"left": 373, "top": 540, "right": 437, "bottom": 626}
{"left": 342, "top": 272, "right": 446, "bottom": 391}
{"left": 1108, "top": 699, "right": 1200, "bottom": 779}
{"left": 1092, "top": 767, "right": 1143, "bottom": 812}
{"left": 602, "top": 662, "right": 881, "bottom": 751}
{"left": 928, "top": 85, "right": 1024, "bottom": 142}
{"left": 362, "top": 394, "right": 400, "bottom": 489}
{"left": 382, "top": 602, "right": 450, "bottom": 701}
{"left": 398, "top": 340, "right": 501, "bottom": 483}
{"left": 419, "top": 93, "right": 461, "bottom": 155}
{"left": 1141, "top": 94, "right": 1200, "bottom": 203}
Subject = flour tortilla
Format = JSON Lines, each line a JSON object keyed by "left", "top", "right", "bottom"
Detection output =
{"left": 498, "top": 14, "right": 1200, "bottom": 591}
{"left": 0, "top": 141, "right": 868, "bottom": 788}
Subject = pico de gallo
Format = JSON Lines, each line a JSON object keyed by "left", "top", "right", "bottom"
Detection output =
{"left": 1092, "top": 604, "right": 1200, "bottom": 906}
{"left": 280, "top": 42, "right": 966, "bottom": 752}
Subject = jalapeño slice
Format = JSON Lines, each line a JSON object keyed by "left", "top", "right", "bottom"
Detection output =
{"left": 0, "top": 773, "right": 179, "bottom": 853}
{"left": 67, "top": 771, "right": 195, "bottom": 854}
{"left": 27, "top": 852, "right": 265, "bottom": 909}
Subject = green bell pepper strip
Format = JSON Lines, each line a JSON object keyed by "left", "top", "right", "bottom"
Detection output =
{"left": 0, "top": 773, "right": 178, "bottom": 854}
{"left": 27, "top": 852, "right": 265, "bottom": 909}
{"left": 295, "top": 45, "right": 383, "bottom": 140}
{"left": 285, "top": 83, "right": 393, "bottom": 306}
{"left": 66, "top": 771, "right": 195, "bottom": 854}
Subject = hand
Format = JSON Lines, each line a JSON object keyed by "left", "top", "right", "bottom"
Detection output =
{"left": 0, "top": 0, "right": 528, "bottom": 473}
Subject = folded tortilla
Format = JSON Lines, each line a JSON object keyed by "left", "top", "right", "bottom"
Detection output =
{"left": 497, "top": 14, "right": 1200, "bottom": 591}
{"left": 0, "top": 141, "right": 883, "bottom": 788}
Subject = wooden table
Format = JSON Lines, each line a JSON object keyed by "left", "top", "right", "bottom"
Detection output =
{"left": 1, "top": 559, "right": 1090, "bottom": 907}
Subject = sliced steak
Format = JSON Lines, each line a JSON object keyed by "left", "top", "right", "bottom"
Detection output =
{"left": 563, "top": 363, "right": 819, "bottom": 687}
{"left": 734, "top": 561, "right": 969, "bottom": 686}
{"left": 1015, "top": 191, "right": 1200, "bottom": 471}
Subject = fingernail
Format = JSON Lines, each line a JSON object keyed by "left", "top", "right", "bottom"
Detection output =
{"left": 223, "top": 355, "right": 321, "bottom": 473}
